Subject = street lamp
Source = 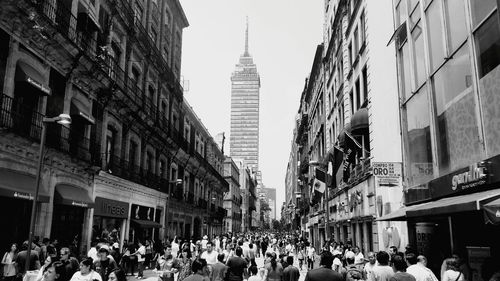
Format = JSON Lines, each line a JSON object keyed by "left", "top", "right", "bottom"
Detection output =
{"left": 309, "top": 160, "right": 331, "bottom": 243}
{"left": 26, "top": 114, "right": 72, "bottom": 272}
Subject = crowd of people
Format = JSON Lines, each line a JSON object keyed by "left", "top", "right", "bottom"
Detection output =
{"left": 1, "top": 233, "right": 499, "bottom": 281}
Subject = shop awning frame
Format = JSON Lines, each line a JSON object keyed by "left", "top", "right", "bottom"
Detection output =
{"left": 376, "top": 207, "right": 410, "bottom": 221}
{"left": 482, "top": 197, "right": 500, "bottom": 225}
{"left": 70, "top": 101, "right": 95, "bottom": 124}
{"left": 131, "top": 219, "right": 162, "bottom": 228}
{"left": 15, "top": 61, "right": 51, "bottom": 96}
{"left": 0, "top": 169, "right": 50, "bottom": 202}
{"left": 54, "top": 184, "right": 95, "bottom": 208}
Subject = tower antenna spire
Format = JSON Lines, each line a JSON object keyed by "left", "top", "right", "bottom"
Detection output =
{"left": 244, "top": 16, "right": 249, "bottom": 56}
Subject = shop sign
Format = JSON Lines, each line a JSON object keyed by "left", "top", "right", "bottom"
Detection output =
{"left": 416, "top": 223, "right": 434, "bottom": 258}
{"left": 14, "top": 191, "right": 34, "bottom": 200}
{"left": 429, "top": 155, "right": 500, "bottom": 199}
{"left": 373, "top": 162, "right": 402, "bottom": 188}
{"left": 94, "top": 197, "right": 129, "bottom": 218}
{"left": 72, "top": 201, "right": 88, "bottom": 208}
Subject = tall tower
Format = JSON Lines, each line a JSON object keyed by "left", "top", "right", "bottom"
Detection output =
{"left": 230, "top": 19, "right": 261, "bottom": 171}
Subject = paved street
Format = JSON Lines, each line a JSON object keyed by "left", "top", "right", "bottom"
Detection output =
{"left": 125, "top": 253, "right": 315, "bottom": 281}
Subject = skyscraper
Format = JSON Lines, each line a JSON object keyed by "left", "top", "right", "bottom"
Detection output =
{"left": 230, "top": 19, "right": 261, "bottom": 171}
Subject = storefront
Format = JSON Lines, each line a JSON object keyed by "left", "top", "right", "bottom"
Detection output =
{"left": 51, "top": 184, "right": 94, "bottom": 253}
{"left": 380, "top": 155, "right": 500, "bottom": 280}
{"left": 0, "top": 168, "right": 50, "bottom": 251}
{"left": 129, "top": 204, "right": 162, "bottom": 243}
{"left": 92, "top": 197, "right": 129, "bottom": 245}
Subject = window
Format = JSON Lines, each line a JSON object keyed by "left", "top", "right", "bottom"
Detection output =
{"left": 433, "top": 45, "right": 481, "bottom": 175}
{"left": 411, "top": 22, "right": 426, "bottom": 88}
{"left": 396, "top": 0, "right": 407, "bottom": 27}
{"left": 129, "top": 141, "right": 138, "bottom": 167}
{"left": 150, "top": 27, "right": 158, "bottom": 43}
{"left": 134, "top": 1, "right": 143, "bottom": 24}
{"left": 355, "top": 78, "right": 361, "bottom": 110}
{"left": 405, "top": 86, "right": 434, "bottom": 186}
{"left": 360, "top": 11, "right": 366, "bottom": 46}
{"left": 474, "top": 13, "right": 500, "bottom": 78}
{"left": 471, "top": 0, "right": 497, "bottom": 27}
{"left": 362, "top": 66, "right": 368, "bottom": 105}
{"left": 353, "top": 27, "right": 359, "bottom": 55}
{"left": 105, "top": 128, "right": 116, "bottom": 166}
{"left": 348, "top": 43, "right": 353, "bottom": 67}
{"left": 159, "top": 160, "right": 165, "bottom": 179}
{"left": 400, "top": 42, "right": 412, "bottom": 100}
{"left": 426, "top": 0, "right": 445, "bottom": 71}
{"left": 349, "top": 90, "right": 354, "bottom": 115}
{"left": 444, "top": 0, "right": 467, "bottom": 52}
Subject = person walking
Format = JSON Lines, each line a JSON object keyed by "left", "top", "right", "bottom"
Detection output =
{"left": 263, "top": 253, "right": 283, "bottom": 281}
{"left": 283, "top": 256, "right": 299, "bottom": 281}
{"left": 297, "top": 246, "right": 305, "bottom": 271}
{"left": 200, "top": 242, "right": 218, "bottom": 266}
{"left": 2, "top": 243, "right": 18, "bottom": 281}
{"left": 406, "top": 254, "right": 438, "bottom": 281}
{"left": 154, "top": 244, "right": 179, "bottom": 281}
{"left": 441, "top": 258, "right": 464, "bottom": 281}
{"left": 93, "top": 247, "right": 118, "bottom": 281}
{"left": 372, "top": 251, "right": 394, "bottom": 281}
{"left": 210, "top": 254, "right": 227, "bottom": 281}
{"left": 133, "top": 241, "right": 146, "bottom": 279}
{"left": 177, "top": 248, "right": 193, "bottom": 281}
{"left": 390, "top": 255, "right": 416, "bottom": 281}
{"left": 345, "top": 251, "right": 364, "bottom": 281}
{"left": 364, "top": 252, "right": 377, "bottom": 281}
{"left": 303, "top": 251, "right": 343, "bottom": 281}
{"left": 182, "top": 259, "right": 210, "bottom": 281}
{"left": 306, "top": 245, "right": 315, "bottom": 271}
{"left": 225, "top": 247, "right": 247, "bottom": 281}
{"left": 59, "top": 247, "right": 79, "bottom": 281}
{"left": 70, "top": 258, "right": 102, "bottom": 281}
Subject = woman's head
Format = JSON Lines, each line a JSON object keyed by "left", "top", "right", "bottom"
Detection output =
{"left": 43, "top": 256, "right": 52, "bottom": 267}
{"left": 79, "top": 258, "right": 94, "bottom": 274}
{"left": 181, "top": 247, "right": 192, "bottom": 259}
{"left": 192, "top": 258, "right": 207, "bottom": 274}
{"left": 109, "top": 268, "right": 127, "bottom": 281}
{"left": 10, "top": 243, "right": 18, "bottom": 253}
{"left": 446, "top": 258, "right": 460, "bottom": 271}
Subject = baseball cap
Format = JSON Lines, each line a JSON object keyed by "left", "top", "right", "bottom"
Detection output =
{"left": 98, "top": 245, "right": 110, "bottom": 253}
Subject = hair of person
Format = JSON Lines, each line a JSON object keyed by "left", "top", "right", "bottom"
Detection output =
{"left": 43, "top": 238, "right": 51, "bottom": 244}
{"left": 49, "top": 261, "right": 67, "bottom": 281}
{"left": 270, "top": 255, "right": 277, "bottom": 271}
{"left": 346, "top": 257, "right": 355, "bottom": 265}
{"left": 206, "top": 241, "right": 213, "bottom": 247}
{"left": 286, "top": 256, "right": 294, "bottom": 266}
{"left": 406, "top": 253, "right": 417, "bottom": 265}
{"left": 376, "top": 251, "right": 390, "bottom": 266}
{"left": 81, "top": 257, "right": 94, "bottom": 269}
{"left": 181, "top": 247, "right": 192, "bottom": 259}
{"left": 446, "top": 258, "right": 459, "bottom": 271}
{"left": 235, "top": 247, "right": 243, "bottom": 256}
{"left": 320, "top": 251, "right": 334, "bottom": 269}
{"left": 390, "top": 246, "right": 398, "bottom": 252}
{"left": 8, "top": 243, "right": 18, "bottom": 253}
{"left": 417, "top": 255, "right": 427, "bottom": 264}
{"left": 111, "top": 268, "right": 127, "bottom": 281}
{"left": 249, "top": 265, "right": 258, "bottom": 275}
{"left": 266, "top": 252, "right": 273, "bottom": 259}
{"left": 217, "top": 253, "right": 225, "bottom": 262}
{"left": 192, "top": 258, "right": 207, "bottom": 273}
{"left": 393, "top": 255, "right": 407, "bottom": 271}
{"left": 249, "top": 243, "right": 253, "bottom": 249}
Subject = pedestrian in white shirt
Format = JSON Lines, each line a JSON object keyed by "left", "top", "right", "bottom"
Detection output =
{"left": 201, "top": 242, "right": 218, "bottom": 265}
{"left": 406, "top": 254, "right": 438, "bottom": 281}
{"left": 353, "top": 246, "right": 365, "bottom": 267}
{"left": 133, "top": 241, "right": 146, "bottom": 279}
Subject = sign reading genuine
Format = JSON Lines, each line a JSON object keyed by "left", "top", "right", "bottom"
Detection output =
{"left": 94, "top": 197, "right": 129, "bottom": 218}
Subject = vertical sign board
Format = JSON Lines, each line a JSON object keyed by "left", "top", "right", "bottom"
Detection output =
{"left": 373, "top": 162, "right": 402, "bottom": 188}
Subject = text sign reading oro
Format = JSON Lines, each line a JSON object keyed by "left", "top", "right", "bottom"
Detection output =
{"left": 372, "top": 162, "right": 402, "bottom": 178}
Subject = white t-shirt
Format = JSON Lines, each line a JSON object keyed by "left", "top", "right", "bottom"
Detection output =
{"left": 171, "top": 242, "right": 180, "bottom": 258}
{"left": 442, "top": 270, "right": 464, "bottom": 281}
{"left": 137, "top": 245, "right": 146, "bottom": 262}
{"left": 87, "top": 248, "right": 98, "bottom": 262}
{"left": 407, "top": 264, "right": 439, "bottom": 281}
{"left": 354, "top": 252, "right": 365, "bottom": 264}
{"left": 70, "top": 271, "right": 103, "bottom": 281}
{"left": 248, "top": 276, "right": 262, "bottom": 281}
{"left": 307, "top": 247, "right": 315, "bottom": 259}
{"left": 201, "top": 250, "right": 218, "bottom": 265}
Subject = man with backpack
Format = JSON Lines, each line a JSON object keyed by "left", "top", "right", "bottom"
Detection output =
{"left": 345, "top": 251, "right": 364, "bottom": 281}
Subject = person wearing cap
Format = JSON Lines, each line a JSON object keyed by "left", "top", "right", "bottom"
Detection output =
{"left": 345, "top": 251, "right": 363, "bottom": 281}
{"left": 94, "top": 246, "right": 118, "bottom": 281}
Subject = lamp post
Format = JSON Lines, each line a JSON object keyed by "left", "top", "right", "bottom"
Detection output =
{"left": 26, "top": 114, "right": 71, "bottom": 273}
{"left": 309, "top": 160, "right": 331, "bottom": 243}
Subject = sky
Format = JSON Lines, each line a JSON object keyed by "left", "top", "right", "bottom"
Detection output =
{"left": 179, "top": 0, "right": 324, "bottom": 219}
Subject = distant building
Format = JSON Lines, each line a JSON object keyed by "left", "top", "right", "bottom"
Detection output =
{"left": 230, "top": 20, "right": 261, "bottom": 171}
{"left": 223, "top": 157, "right": 242, "bottom": 234}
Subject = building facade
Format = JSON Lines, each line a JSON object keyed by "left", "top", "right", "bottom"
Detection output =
{"left": 0, "top": 0, "right": 226, "bottom": 255}
{"left": 223, "top": 156, "right": 242, "bottom": 234}
{"left": 388, "top": 0, "right": 500, "bottom": 276}
{"left": 291, "top": 0, "right": 406, "bottom": 253}
{"left": 229, "top": 22, "right": 261, "bottom": 171}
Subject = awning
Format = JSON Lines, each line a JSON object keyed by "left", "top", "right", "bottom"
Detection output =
{"left": 15, "top": 61, "right": 51, "bottom": 96}
{"left": 483, "top": 198, "right": 500, "bottom": 225}
{"left": 54, "top": 184, "right": 95, "bottom": 208}
{"left": 131, "top": 219, "right": 162, "bottom": 228}
{"left": 406, "top": 189, "right": 500, "bottom": 218}
{"left": 70, "top": 101, "right": 95, "bottom": 124}
{"left": 376, "top": 206, "right": 409, "bottom": 221}
{"left": 0, "top": 169, "right": 50, "bottom": 202}
{"left": 350, "top": 108, "right": 369, "bottom": 134}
